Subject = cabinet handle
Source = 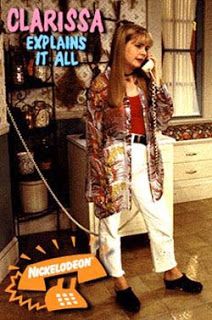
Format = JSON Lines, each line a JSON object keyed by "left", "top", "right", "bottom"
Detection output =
{"left": 185, "top": 170, "right": 197, "bottom": 174}
{"left": 186, "top": 152, "right": 197, "bottom": 156}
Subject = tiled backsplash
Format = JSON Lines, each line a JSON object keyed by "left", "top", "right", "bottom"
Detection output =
{"left": 163, "top": 122, "right": 212, "bottom": 141}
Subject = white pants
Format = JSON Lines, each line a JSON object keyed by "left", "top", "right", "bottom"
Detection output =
{"left": 99, "top": 142, "right": 177, "bottom": 277}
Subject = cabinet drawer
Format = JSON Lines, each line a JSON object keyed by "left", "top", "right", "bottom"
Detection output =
{"left": 174, "top": 177, "right": 212, "bottom": 203}
{"left": 174, "top": 142, "right": 212, "bottom": 163}
{"left": 174, "top": 160, "right": 212, "bottom": 180}
{"left": 160, "top": 145, "right": 173, "bottom": 163}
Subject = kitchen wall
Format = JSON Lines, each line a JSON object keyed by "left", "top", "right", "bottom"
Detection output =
{"left": 1, "top": 0, "right": 147, "bottom": 119}
{"left": 1, "top": 0, "right": 149, "bottom": 207}
{"left": 0, "top": 135, "right": 14, "bottom": 252}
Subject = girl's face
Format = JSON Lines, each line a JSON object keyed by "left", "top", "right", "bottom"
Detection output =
{"left": 124, "top": 35, "right": 150, "bottom": 73}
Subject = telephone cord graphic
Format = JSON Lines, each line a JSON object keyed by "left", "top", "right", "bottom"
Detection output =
{"left": 7, "top": 105, "right": 147, "bottom": 238}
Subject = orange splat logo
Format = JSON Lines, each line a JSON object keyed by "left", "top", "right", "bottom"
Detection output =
{"left": 5, "top": 238, "right": 106, "bottom": 312}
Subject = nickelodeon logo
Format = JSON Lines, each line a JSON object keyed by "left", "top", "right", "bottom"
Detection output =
{"left": 5, "top": 239, "right": 106, "bottom": 312}
{"left": 27, "top": 257, "right": 93, "bottom": 279}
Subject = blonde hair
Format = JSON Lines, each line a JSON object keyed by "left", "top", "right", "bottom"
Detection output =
{"left": 108, "top": 22, "right": 153, "bottom": 107}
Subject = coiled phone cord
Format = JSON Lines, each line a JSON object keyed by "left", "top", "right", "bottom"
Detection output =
{"left": 7, "top": 106, "right": 147, "bottom": 238}
{"left": 7, "top": 106, "right": 101, "bottom": 236}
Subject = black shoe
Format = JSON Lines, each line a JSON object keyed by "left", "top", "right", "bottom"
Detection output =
{"left": 164, "top": 273, "right": 203, "bottom": 293}
{"left": 115, "top": 287, "right": 141, "bottom": 313}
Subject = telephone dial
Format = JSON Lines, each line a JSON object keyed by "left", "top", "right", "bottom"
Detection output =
{"left": 45, "top": 277, "right": 87, "bottom": 311}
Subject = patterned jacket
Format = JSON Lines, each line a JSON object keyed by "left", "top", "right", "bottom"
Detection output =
{"left": 86, "top": 69, "right": 174, "bottom": 219}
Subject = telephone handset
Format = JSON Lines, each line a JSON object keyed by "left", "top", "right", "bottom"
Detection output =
{"left": 141, "top": 59, "right": 155, "bottom": 74}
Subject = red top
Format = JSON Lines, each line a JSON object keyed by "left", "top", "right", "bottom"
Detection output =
{"left": 128, "top": 95, "right": 145, "bottom": 135}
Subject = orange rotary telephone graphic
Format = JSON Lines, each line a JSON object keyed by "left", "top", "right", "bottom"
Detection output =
{"left": 45, "top": 277, "right": 87, "bottom": 311}
{"left": 15, "top": 254, "right": 106, "bottom": 311}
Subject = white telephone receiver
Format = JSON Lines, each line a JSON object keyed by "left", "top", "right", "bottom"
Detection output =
{"left": 141, "top": 59, "right": 154, "bottom": 73}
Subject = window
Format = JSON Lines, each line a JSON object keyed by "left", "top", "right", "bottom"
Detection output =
{"left": 161, "top": 0, "right": 203, "bottom": 117}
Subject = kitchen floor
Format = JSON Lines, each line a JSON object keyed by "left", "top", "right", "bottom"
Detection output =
{"left": 0, "top": 198, "right": 212, "bottom": 320}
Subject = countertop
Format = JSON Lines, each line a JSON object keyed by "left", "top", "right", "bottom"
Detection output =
{"left": 66, "top": 133, "right": 176, "bottom": 150}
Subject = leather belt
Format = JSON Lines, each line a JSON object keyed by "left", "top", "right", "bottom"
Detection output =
{"left": 133, "top": 134, "right": 147, "bottom": 145}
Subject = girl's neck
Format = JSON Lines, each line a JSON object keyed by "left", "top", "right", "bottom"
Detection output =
{"left": 125, "top": 79, "right": 139, "bottom": 97}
